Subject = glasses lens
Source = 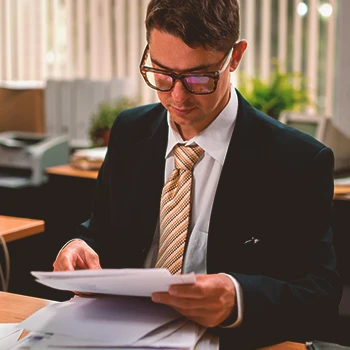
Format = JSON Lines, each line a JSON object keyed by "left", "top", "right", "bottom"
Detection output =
{"left": 184, "top": 76, "right": 215, "bottom": 93}
{"left": 145, "top": 71, "right": 173, "bottom": 91}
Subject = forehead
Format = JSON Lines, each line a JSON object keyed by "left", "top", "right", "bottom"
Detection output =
{"left": 148, "top": 29, "right": 223, "bottom": 72}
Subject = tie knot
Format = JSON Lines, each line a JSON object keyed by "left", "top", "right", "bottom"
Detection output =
{"left": 173, "top": 144, "right": 204, "bottom": 171}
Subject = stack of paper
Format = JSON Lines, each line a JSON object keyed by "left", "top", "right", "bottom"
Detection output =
{"left": 334, "top": 176, "right": 350, "bottom": 186}
{"left": 13, "top": 294, "right": 207, "bottom": 349}
{"left": 0, "top": 324, "right": 22, "bottom": 350}
{"left": 31, "top": 268, "right": 196, "bottom": 297}
{"left": 70, "top": 147, "right": 107, "bottom": 170}
{"left": 7, "top": 268, "right": 219, "bottom": 349}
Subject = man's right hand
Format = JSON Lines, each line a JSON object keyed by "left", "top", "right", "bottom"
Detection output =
{"left": 53, "top": 240, "right": 101, "bottom": 271}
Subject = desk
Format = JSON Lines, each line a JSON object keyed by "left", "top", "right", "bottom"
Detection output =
{"left": 0, "top": 291, "right": 305, "bottom": 349}
{"left": 0, "top": 291, "right": 54, "bottom": 323}
{"left": 0, "top": 215, "right": 45, "bottom": 243}
{"left": 334, "top": 185, "right": 350, "bottom": 201}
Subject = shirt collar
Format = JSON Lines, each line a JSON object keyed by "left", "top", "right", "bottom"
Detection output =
{"left": 166, "top": 84, "right": 238, "bottom": 165}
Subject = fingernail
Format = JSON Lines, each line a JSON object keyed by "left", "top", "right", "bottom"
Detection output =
{"left": 169, "top": 287, "right": 177, "bottom": 295}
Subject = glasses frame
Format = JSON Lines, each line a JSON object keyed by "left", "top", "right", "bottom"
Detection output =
{"left": 139, "top": 44, "right": 234, "bottom": 95}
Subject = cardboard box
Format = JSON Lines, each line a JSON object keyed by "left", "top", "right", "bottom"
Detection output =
{"left": 0, "top": 87, "right": 45, "bottom": 133}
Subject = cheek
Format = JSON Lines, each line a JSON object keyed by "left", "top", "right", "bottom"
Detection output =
{"left": 156, "top": 91, "right": 168, "bottom": 105}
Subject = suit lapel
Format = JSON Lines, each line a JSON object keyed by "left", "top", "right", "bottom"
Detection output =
{"left": 126, "top": 107, "right": 168, "bottom": 252}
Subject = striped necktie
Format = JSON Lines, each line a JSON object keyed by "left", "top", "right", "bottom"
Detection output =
{"left": 155, "top": 143, "right": 204, "bottom": 274}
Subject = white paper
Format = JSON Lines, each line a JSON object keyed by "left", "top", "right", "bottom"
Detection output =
{"left": 133, "top": 318, "right": 190, "bottom": 346}
{"left": 0, "top": 324, "right": 20, "bottom": 340}
{"left": 334, "top": 176, "right": 350, "bottom": 186}
{"left": 135, "top": 319, "right": 206, "bottom": 349}
{"left": 19, "top": 295, "right": 182, "bottom": 345}
{"left": 11, "top": 332, "right": 187, "bottom": 349}
{"left": 31, "top": 269, "right": 196, "bottom": 297}
{"left": 11, "top": 330, "right": 217, "bottom": 350}
{"left": 0, "top": 328, "right": 22, "bottom": 350}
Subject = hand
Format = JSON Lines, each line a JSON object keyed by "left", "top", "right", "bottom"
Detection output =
{"left": 152, "top": 274, "right": 236, "bottom": 328}
{"left": 53, "top": 240, "right": 101, "bottom": 271}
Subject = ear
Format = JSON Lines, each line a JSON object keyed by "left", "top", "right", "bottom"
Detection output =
{"left": 229, "top": 40, "right": 248, "bottom": 72}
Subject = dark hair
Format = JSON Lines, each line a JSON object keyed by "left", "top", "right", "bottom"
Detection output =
{"left": 145, "top": 0, "right": 240, "bottom": 52}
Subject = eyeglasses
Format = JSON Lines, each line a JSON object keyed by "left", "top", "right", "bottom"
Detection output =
{"left": 139, "top": 45, "right": 234, "bottom": 95}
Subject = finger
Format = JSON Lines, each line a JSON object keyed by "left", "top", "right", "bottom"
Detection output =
{"left": 53, "top": 255, "right": 75, "bottom": 271}
{"left": 73, "top": 291, "right": 98, "bottom": 296}
{"left": 152, "top": 293, "right": 220, "bottom": 311}
{"left": 168, "top": 284, "right": 205, "bottom": 299}
{"left": 83, "top": 251, "right": 101, "bottom": 270}
{"left": 164, "top": 305, "right": 223, "bottom": 328}
{"left": 53, "top": 243, "right": 100, "bottom": 271}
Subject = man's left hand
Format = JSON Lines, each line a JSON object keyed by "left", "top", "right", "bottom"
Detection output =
{"left": 152, "top": 274, "right": 236, "bottom": 328}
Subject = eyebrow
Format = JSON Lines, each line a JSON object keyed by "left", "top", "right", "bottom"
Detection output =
{"left": 150, "top": 57, "right": 217, "bottom": 73}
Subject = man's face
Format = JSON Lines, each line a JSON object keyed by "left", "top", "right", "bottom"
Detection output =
{"left": 148, "top": 29, "right": 246, "bottom": 139}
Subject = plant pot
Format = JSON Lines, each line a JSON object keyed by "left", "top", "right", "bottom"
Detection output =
{"left": 102, "top": 129, "right": 110, "bottom": 146}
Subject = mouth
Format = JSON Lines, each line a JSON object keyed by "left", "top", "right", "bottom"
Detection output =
{"left": 171, "top": 105, "right": 196, "bottom": 115}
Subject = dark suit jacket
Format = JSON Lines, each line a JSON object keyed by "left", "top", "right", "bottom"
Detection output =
{"left": 78, "top": 91, "right": 342, "bottom": 349}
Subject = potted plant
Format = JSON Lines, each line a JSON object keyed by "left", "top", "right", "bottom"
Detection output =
{"left": 89, "top": 97, "right": 137, "bottom": 147}
{"left": 238, "top": 67, "right": 311, "bottom": 120}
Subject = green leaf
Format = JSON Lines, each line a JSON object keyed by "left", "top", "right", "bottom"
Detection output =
{"left": 238, "top": 66, "right": 312, "bottom": 119}
{"left": 89, "top": 96, "right": 138, "bottom": 146}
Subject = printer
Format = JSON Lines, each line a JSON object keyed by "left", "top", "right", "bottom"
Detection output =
{"left": 0, "top": 131, "right": 69, "bottom": 188}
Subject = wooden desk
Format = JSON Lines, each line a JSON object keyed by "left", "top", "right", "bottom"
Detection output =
{"left": 0, "top": 215, "right": 45, "bottom": 243}
{"left": 0, "top": 291, "right": 54, "bottom": 323}
{"left": 0, "top": 291, "right": 305, "bottom": 349}
{"left": 334, "top": 185, "right": 350, "bottom": 200}
{"left": 46, "top": 164, "right": 99, "bottom": 179}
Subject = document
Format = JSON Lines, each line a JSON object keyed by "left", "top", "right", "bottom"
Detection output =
{"left": 16, "top": 270, "right": 212, "bottom": 349}
{"left": 0, "top": 327, "right": 22, "bottom": 350}
{"left": 0, "top": 324, "right": 20, "bottom": 340}
{"left": 31, "top": 268, "right": 196, "bottom": 297}
{"left": 334, "top": 176, "right": 350, "bottom": 186}
{"left": 19, "top": 295, "right": 183, "bottom": 345}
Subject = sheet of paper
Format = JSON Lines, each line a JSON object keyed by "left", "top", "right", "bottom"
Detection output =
{"left": 135, "top": 319, "right": 206, "bottom": 349}
{"left": 133, "top": 318, "right": 190, "bottom": 346}
{"left": 0, "top": 323, "right": 20, "bottom": 340}
{"left": 195, "top": 331, "right": 220, "bottom": 350}
{"left": 36, "top": 318, "right": 188, "bottom": 348}
{"left": 19, "top": 295, "right": 182, "bottom": 345}
{"left": 12, "top": 331, "right": 189, "bottom": 349}
{"left": 0, "top": 328, "right": 22, "bottom": 350}
{"left": 31, "top": 268, "right": 196, "bottom": 297}
{"left": 334, "top": 176, "right": 350, "bottom": 186}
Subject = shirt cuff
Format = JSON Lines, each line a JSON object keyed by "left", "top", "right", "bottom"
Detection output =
{"left": 218, "top": 273, "right": 244, "bottom": 328}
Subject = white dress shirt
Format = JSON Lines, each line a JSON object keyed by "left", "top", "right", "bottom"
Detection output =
{"left": 144, "top": 84, "right": 243, "bottom": 327}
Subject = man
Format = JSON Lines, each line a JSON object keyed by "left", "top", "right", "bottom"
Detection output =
{"left": 53, "top": 0, "right": 342, "bottom": 348}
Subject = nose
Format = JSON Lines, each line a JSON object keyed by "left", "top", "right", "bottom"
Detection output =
{"left": 171, "top": 79, "right": 190, "bottom": 104}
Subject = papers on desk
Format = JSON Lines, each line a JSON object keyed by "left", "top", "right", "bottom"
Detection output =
{"left": 70, "top": 147, "right": 107, "bottom": 170}
{"left": 0, "top": 324, "right": 22, "bottom": 350}
{"left": 31, "top": 268, "right": 196, "bottom": 297}
{"left": 334, "top": 176, "right": 350, "bottom": 186}
{"left": 16, "top": 269, "right": 218, "bottom": 349}
{"left": 15, "top": 295, "right": 208, "bottom": 349}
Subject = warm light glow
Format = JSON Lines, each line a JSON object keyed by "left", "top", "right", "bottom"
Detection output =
{"left": 319, "top": 3, "right": 333, "bottom": 18}
{"left": 297, "top": 2, "right": 308, "bottom": 17}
